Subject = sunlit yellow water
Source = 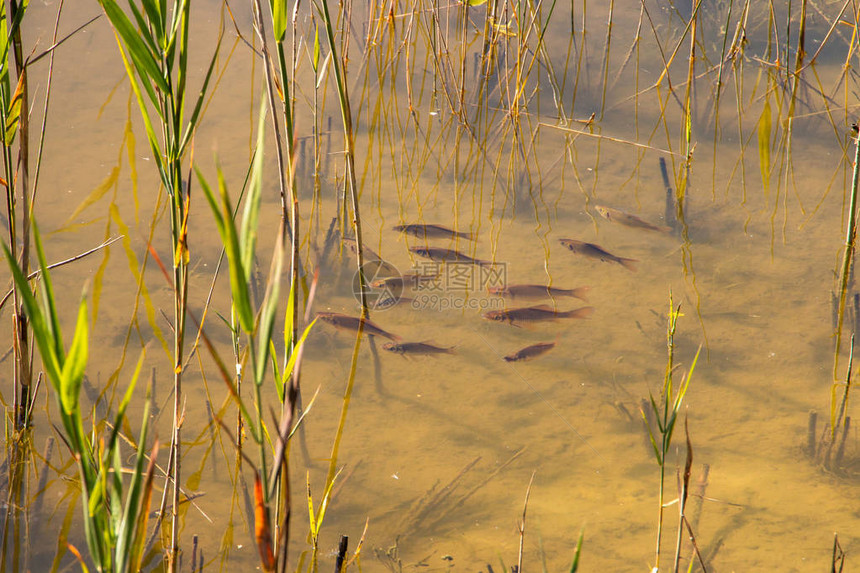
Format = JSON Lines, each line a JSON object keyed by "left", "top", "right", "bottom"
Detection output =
{"left": 3, "top": 0, "right": 859, "bottom": 571}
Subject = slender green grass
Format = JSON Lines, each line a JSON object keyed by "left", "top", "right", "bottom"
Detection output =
{"left": 642, "top": 294, "right": 701, "bottom": 572}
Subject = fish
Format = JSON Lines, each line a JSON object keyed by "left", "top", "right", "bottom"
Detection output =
{"left": 488, "top": 284, "right": 590, "bottom": 302}
{"left": 343, "top": 237, "right": 383, "bottom": 263}
{"left": 371, "top": 273, "right": 439, "bottom": 289}
{"left": 503, "top": 342, "right": 556, "bottom": 362}
{"left": 595, "top": 205, "right": 672, "bottom": 233}
{"left": 558, "top": 239, "right": 638, "bottom": 272}
{"left": 382, "top": 341, "right": 456, "bottom": 355}
{"left": 393, "top": 224, "right": 475, "bottom": 241}
{"left": 410, "top": 246, "right": 489, "bottom": 266}
{"left": 482, "top": 304, "right": 595, "bottom": 326}
{"left": 316, "top": 312, "right": 400, "bottom": 341}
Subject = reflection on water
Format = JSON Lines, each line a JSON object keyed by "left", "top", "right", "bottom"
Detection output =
{"left": 3, "top": 0, "right": 860, "bottom": 571}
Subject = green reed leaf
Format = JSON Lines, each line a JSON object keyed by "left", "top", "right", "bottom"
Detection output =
{"left": 287, "top": 385, "right": 320, "bottom": 441}
{"left": 281, "top": 318, "right": 316, "bottom": 391}
{"left": 312, "top": 466, "right": 341, "bottom": 541}
{"left": 116, "top": 363, "right": 150, "bottom": 572}
{"left": 111, "top": 32, "right": 167, "bottom": 187}
{"left": 569, "top": 528, "right": 584, "bottom": 573}
{"left": 255, "top": 232, "right": 283, "bottom": 388}
{"left": 0, "top": 3, "right": 7, "bottom": 87}
{"left": 272, "top": 0, "right": 287, "bottom": 42}
{"left": 127, "top": 441, "right": 158, "bottom": 573}
{"left": 4, "top": 70, "right": 24, "bottom": 145}
{"left": 137, "top": 0, "right": 164, "bottom": 46}
{"left": 312, "top": 25, "right": 320, "bottom": 71}
{"left": 98, "top": 1, "right": 170, "bottom": 95}
{"left": 177, "top": 28, "right": 222, "bottom": 157}
{"left": 197, "top": 167, "right": 254, "bottom": 333}
{"left": 105, "top": 349, "right": 145, "bottom": 466}
{"left": 642, "top": 405, "right": 661, "bottom": 464}
{"left": 1, "top": 243, "right": 60, "bottom": 388}
{"left": 269, "top": 340, "right": 282, "bottom": 401}
{"left": 32, "top": 223, "right": 65, "bottom": 366}
{"left": 306, "top": 475, "right": 318, "bottom": 537}
{"left": 241, "top": 100, "right": 267, "bottom": 283}
{"left": 59, "top": 294, "right": 88, "bottom": 416}
{"left": 124, "top": 0, "right": 160, "bottom": 55}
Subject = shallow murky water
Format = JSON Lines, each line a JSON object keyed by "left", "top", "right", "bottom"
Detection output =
{"left": 3, "top": 0, "right": 860, "bottom": 571}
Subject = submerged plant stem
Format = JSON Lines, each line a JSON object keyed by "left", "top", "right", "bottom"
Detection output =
{"left": 833, "top": 132, "right": 860, "bottom": 382}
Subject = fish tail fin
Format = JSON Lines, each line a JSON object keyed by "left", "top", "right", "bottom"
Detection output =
{"left": 570, "top": 286, "right": 591, "bottom": 302}
{"left": 620, "top": 258, "right": 639, "bottom": 272}
{"left": 564, "top": 306, "right": 595, "bottom": 319}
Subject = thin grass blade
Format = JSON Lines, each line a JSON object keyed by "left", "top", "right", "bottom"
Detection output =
{"left": 569, "top": 528, "right": 584, "bottom": 573}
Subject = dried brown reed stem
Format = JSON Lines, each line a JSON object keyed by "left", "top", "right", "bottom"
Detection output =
{"left": 801, "top": 0, "right": 850, "bottom": 70}
{"left": 831, "top": 533, "right": 845, "bottom": 572}
{"left": 598, "top": 0, "right": 614, "bottom": 121}
{"left": 818, "top": 339, "right": 853, "bottom": 470}
{"left": 0, "top": 236, "right": 122, "bottom": 312}
{"left": 677, "top": 0, "right": 698, "bottom": 230}
{"left": 252, "top": 2, "right": 291, "bottom": 239}
{"left": 540, "top": 122, "right": 681, "bottom": 157}
{"left": 4, "top": 0, "right": 32, "bottom": 430}
{"left": 516, "top": 471, "right": 536, "bottom": 573}
{"left": 607, "top": 5, "right": 642, "bottom": 96}
{"left": 833, "top": 132, "right": 860, "bottom": 369}
{"left": 191, "top": 535, "right": 199, "bottom": 573}
{"left": 335, "top": 535, "right": 349, "bottom": 573}
{"left": 672, "top": 418, "right": 693, "bottom": 573}
{"left": 828, "top": 131, "right": 860, "bottom": 464}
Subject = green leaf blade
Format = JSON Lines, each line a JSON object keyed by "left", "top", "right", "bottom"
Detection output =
{"left": 59, "top": 294, "right": 89, "bottom": 415}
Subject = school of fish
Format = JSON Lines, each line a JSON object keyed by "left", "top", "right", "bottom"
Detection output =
{"left": 319, "top": 208, "right": 671, "bottom": 363}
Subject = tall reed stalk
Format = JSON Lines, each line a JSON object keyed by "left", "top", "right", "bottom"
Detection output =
{"left": 0, "top": 5, "right": 38, "bottom": 567}
{"left": 1, "top": 0, "right": 32, "bottom": 431}
{"left": 832, "top": 129, "right": 860, "bottom": 380}
{"left": 823, "top": 123, "right": 860, "bottom": 464}
{"left": 251, "top": 0, "right": 311, "bottom": 568}
{"left": 198, "top": 101, "right": 316, "bottom": 573}
{"left": 97, "top": 1, "right": 219, "bottom": 568}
